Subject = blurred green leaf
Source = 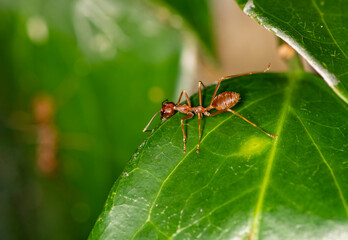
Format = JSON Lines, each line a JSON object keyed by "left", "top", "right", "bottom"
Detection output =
{"left": 89, "top": 72, "right": 348, "bottom": 239}
{"left": 152, "top": 0, "right": 215, "bottom": 56}
{"left": 0, "top": 0, "right": 182, "bottom": 238}
{"left": 234, "top": 0, "right": 348, "bottom": 104}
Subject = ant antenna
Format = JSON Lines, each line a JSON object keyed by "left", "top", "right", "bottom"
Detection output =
{"left": 143, "top": 111, "right": 160, "bottom": 132}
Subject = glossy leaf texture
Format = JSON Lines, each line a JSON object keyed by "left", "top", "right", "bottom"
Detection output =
{"left": 152, "top": 0, "right": 215, "bottom": 56}
{"left": 235, "top": 0, "right": 348, "bottom": 104}
{"left": 89, "top": 72, "right": 348, "bottom": 239}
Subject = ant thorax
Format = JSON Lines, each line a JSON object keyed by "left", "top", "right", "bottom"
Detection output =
{"left": 174, "top": 104, "right": 191, "bottom": 115}
{"left": 191, "top": 106, "right": 206, "bottom": 115}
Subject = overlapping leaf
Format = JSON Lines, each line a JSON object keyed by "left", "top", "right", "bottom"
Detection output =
{"left": 234, "top": 0, "right": 348, "bottom": 104}
{"left": 152, "top": 0, "right": 215, "bottom": 56}
{"left": 90, "top": 73, "right": 348, "bottom": 239}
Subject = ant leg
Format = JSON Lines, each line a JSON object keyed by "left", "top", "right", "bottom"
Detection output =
{"left": 209, "top": 77, "right": 228, "bottom": 107}
{"left": 208, "top": 65, "right": 271, "bottom": 108}
{"left": 177, "top": 91, "right": 184, "bottom": 104}
{"left": 197, "top": 81, "right": 206, "bottom": 152}
{"left": 196, "top": 110, "right": 226, "bottom": 152}
{"left": 198, "top": 81, "right": 204, "bottom": 106}
{"left": 264, "top": 63, "right": 271, "bottom": 72}
{"left": 208, "top": 110, "right": 226, "bottom": 117}
{"left": 177, "top": 90, "right": 191, "bottom": 106}
{"left": 181, "top": 112, "right": 194, "bottom": 153}
{"left": 227, "top": 109, "right": 277, "bottom": 138}
{"left": 196, "top": 114, "right": 203, "bottom": 153}
{"left": 198, "top": 81, "right": 206, "bottom": 88}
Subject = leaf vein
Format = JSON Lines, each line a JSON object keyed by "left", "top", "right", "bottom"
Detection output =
{"left": 293, "top": 109, "right": 348, "bottom": 217}
{"left": 172, "top": 187, "right": 259, "bottom": 238}
{"left": 311, "top": 0, "right": 348, "bottom": 61}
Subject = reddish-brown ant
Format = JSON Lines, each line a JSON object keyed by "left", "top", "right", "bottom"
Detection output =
{"left": 143, "top": 66, "right": 277, "bottom": 153}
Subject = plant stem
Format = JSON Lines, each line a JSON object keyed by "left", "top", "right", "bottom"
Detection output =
{"left": 287, "top": 53, "right": 304, "bottom": 73}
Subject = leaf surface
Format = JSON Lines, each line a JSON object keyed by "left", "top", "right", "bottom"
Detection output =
{"left": 90, "top": 72, "right": 348, "bottom": 239}
{"left": 235, "top": 0, "right": 348, "bottom": 104}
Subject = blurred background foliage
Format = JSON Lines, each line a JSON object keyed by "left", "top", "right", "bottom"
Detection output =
{"left": 0, "top": 0, "right": 284, "bottom": 239}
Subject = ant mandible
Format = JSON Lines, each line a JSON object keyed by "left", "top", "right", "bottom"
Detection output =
{"left": 143, "top": 65, "right": 277, "bottom": 153}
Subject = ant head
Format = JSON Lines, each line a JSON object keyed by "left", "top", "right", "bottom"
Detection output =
{"left": 161, "top": 100, "right": 176, "bottom": 120}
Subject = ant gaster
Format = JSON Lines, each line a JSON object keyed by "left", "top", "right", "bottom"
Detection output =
{"left": 143, "top": 65, "right": 277, "bottom": 153}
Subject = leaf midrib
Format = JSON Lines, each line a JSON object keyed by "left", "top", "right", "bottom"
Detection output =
{"left": 248, "top": 74, "right": 296, "bottom": 240}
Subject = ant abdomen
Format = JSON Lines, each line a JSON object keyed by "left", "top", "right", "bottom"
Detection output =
{"left": 212, "top": 92, "right": 240, "bottom": 110}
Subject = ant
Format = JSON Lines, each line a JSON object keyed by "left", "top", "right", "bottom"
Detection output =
{"left": 143, "top": 65, "right": 277, "bottom": 153}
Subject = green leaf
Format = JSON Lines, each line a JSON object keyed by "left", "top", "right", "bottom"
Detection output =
{"left": 89, "top": 72, "right": 348, "bottom": 239}
{"left": 235, "top": 0, "right": 348, "bottom": 104}
{"left": 152, "top": 0, "right": 215, "bottom": 56}
{"left": 0, "top": 1, "right": 182, "bottom": 238}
